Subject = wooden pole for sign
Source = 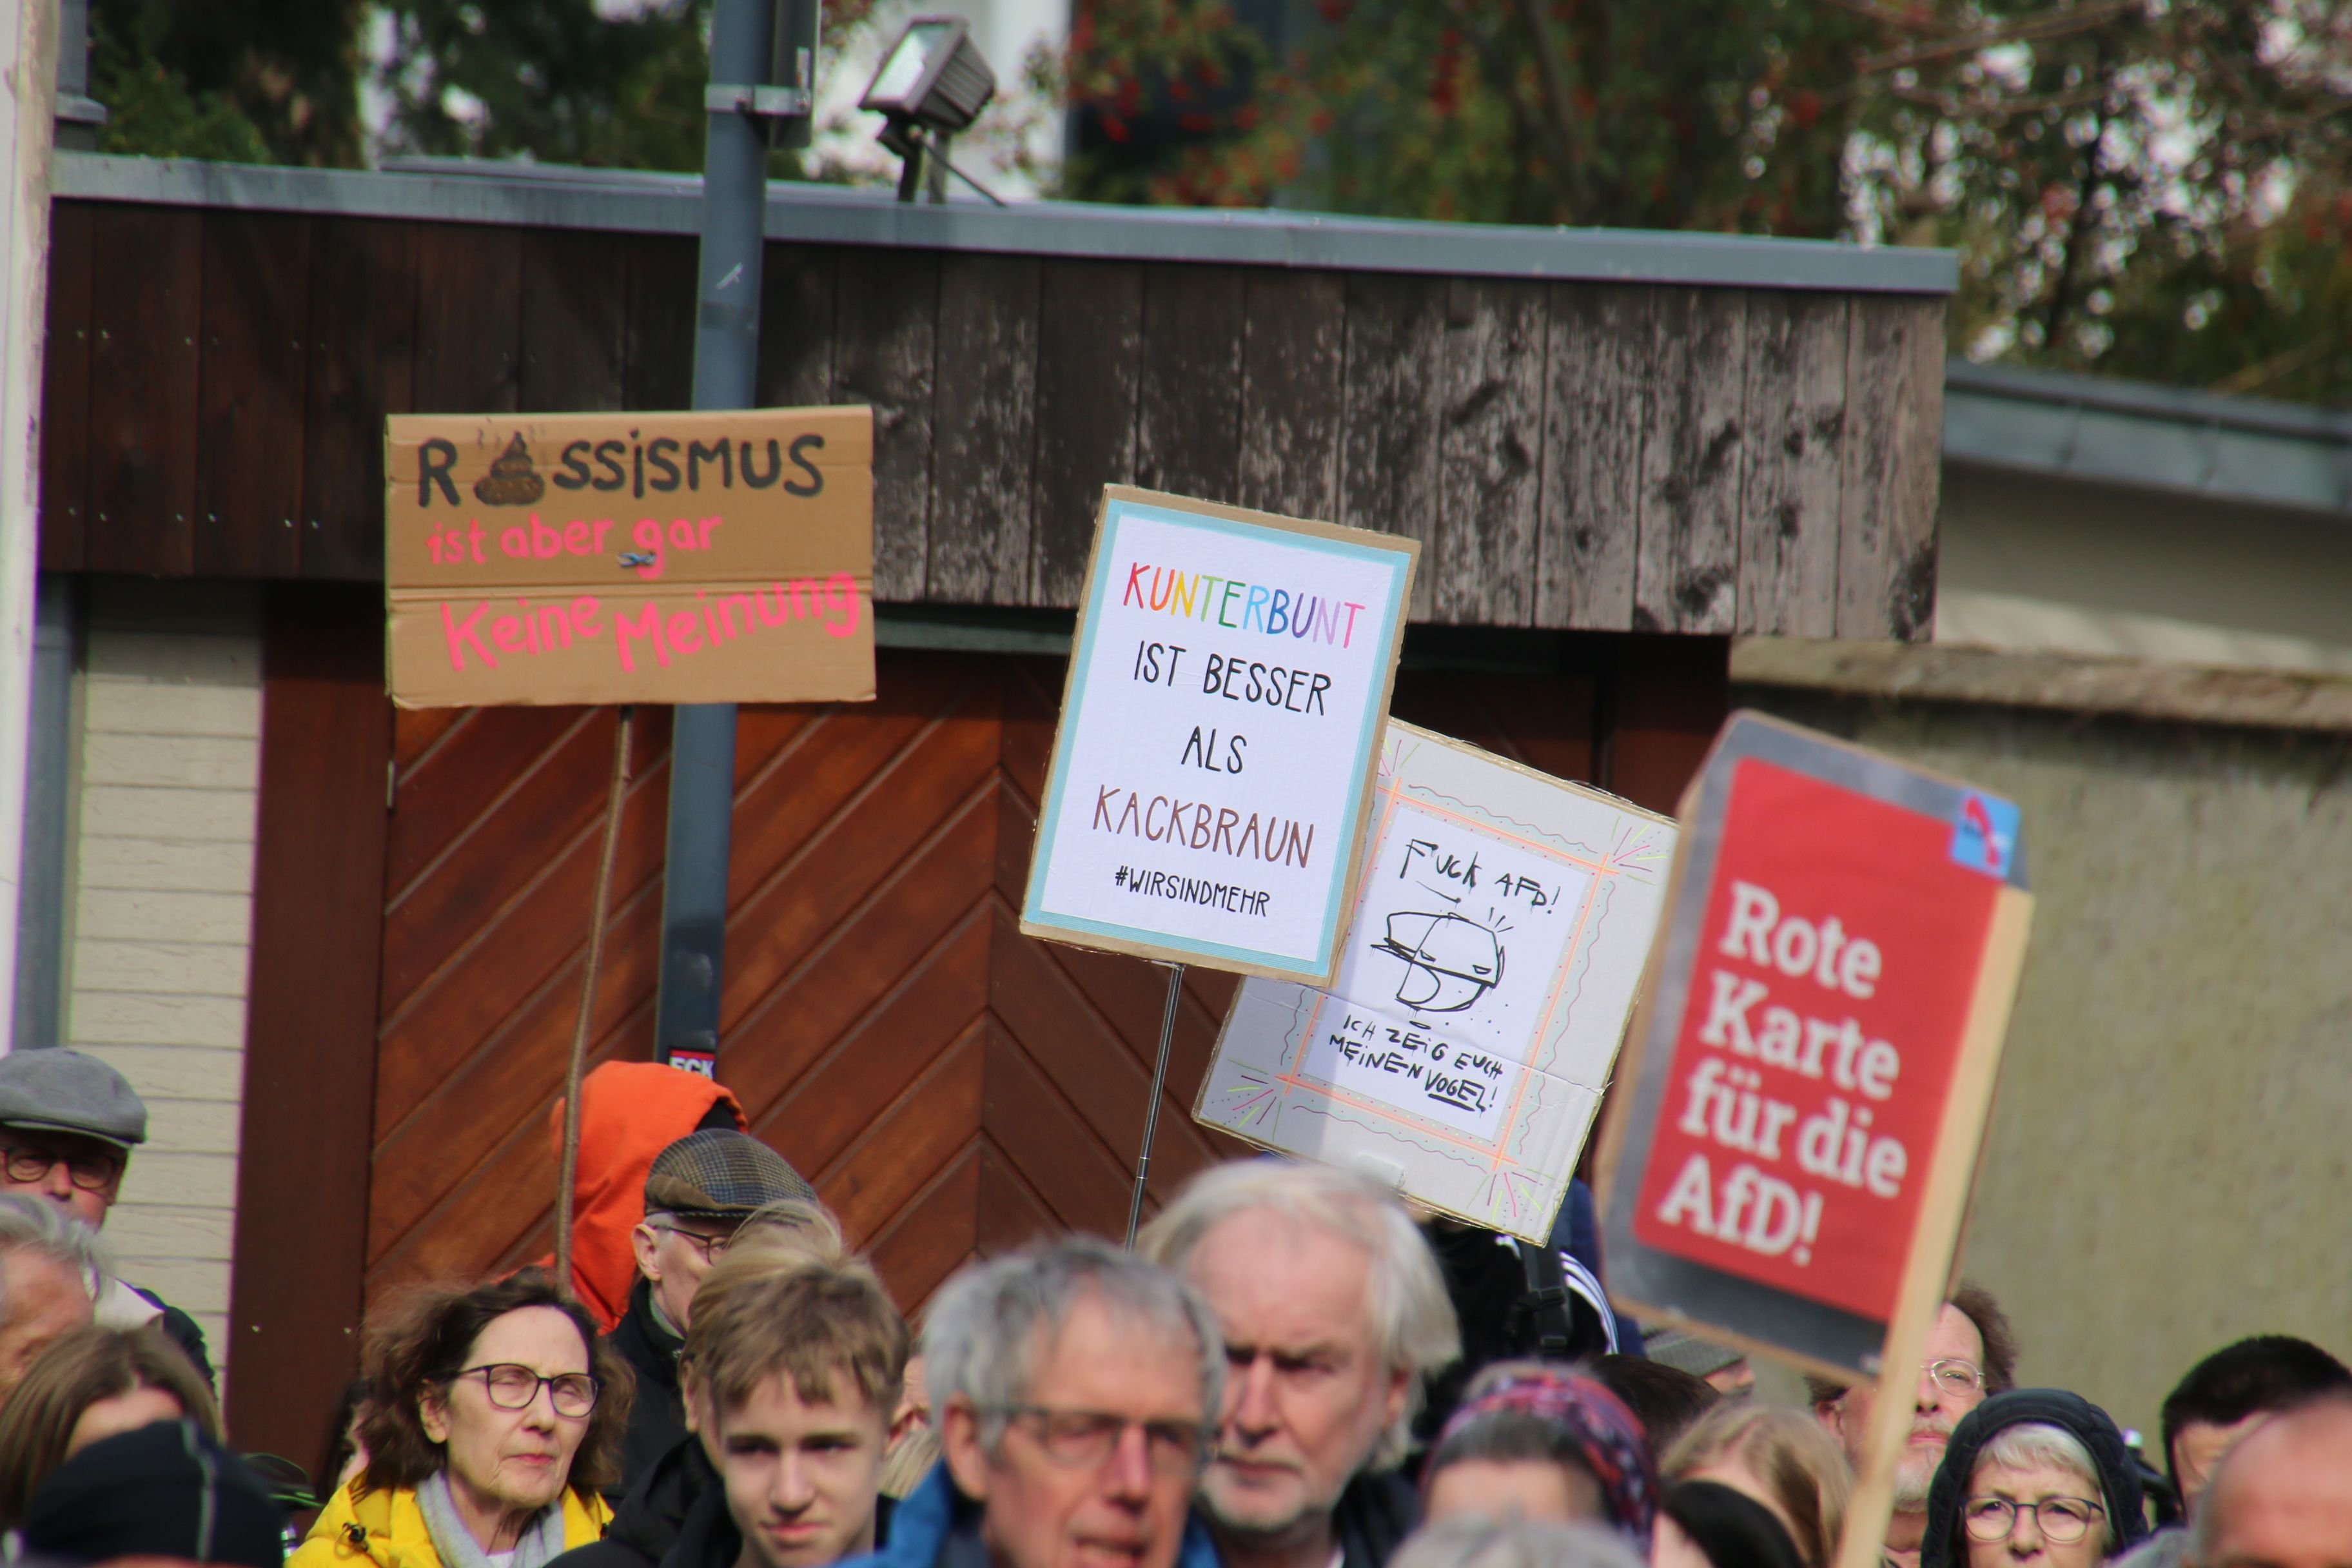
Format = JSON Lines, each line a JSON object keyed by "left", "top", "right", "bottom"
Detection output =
{"left": 1124, "top": 963, "right": 1187, "bottom": 1248}
{"left": 1832, "top": 885, "right": 2034, "bottom": 1568}
{"left": 556, "top": 705, "right": 636, "bottom": 1286}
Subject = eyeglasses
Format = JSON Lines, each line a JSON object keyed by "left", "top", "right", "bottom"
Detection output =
{"left": 1962, "top": 1496, "right": 2105, "bottom": 1544}
{"left": 453, "top": 1364, "right": 600, "bottom": 1420}
{"left": 1922, "top": 1358, "right": 1986, "bottom": 1398}
{"left": 0, "top": 1146, "right": 120, "bottom": 1191}
{"left": 991, "top": 1404, "right": 1210, "bottom": 1476}
{"left": 652, "top": 1221, "right": 738, "bottom": 1265}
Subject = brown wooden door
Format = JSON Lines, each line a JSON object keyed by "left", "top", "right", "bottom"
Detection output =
{"left": 362, "top": 641, "right": 1721, "bottom": 1313}
{"left": 235, "top": 633, "right": 1714, "bottom": 1470}
{"left": 366, "top": 650, "right": 1255, "bottom": 1315}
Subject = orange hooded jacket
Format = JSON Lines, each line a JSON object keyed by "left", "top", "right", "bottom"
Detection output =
{"left": 536, "top": 1059, "right": 743, "bottom": 1331}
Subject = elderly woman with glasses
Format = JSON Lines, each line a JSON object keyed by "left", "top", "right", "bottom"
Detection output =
{"left": 291, "top": 1271, "right": 633, "bottom": 1568}
{"left": 1921, "top": 1389, "right": 2150, "bottom": 1568}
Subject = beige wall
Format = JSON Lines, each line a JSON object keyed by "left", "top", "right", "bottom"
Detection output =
{"left": 59, "top": 582, "right": 260, "bottom": 1384}
{"left": 1935, "top": 466, "right": 2352, "bottom": 674}
{"left": 1737, "top": 683, "right": 2352, "bottom": 1446}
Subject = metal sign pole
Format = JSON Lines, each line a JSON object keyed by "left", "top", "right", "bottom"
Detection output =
{"left": 1123, "top": 963, "right": 1187, "bottom": 1248}
{"left": 656, "top": 0, "right": 785, "bottom": 1068}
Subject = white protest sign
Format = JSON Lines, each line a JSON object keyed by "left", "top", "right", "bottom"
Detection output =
{"left": 1193, "top": 721, "right": 1677, "bottom": 1242}
{"left": 1019, "top": 487, "right": 1416, "bottom": 984}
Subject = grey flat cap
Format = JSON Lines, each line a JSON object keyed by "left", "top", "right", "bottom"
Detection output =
{"left": 0, "top": 1049, "right": 148, "bottom": 1150}
{"left": 1644, "top": 1326, "right": 1747, "bottom": 1380}
{"left": 644, "top": 1130, "right": 813, "bottom": 1221}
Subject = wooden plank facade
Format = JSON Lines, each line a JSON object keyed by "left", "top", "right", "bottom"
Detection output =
{"left": 39, "top": 191, "right": 1947, "bottom": 640}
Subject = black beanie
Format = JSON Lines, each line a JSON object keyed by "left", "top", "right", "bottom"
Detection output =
{"left": 1921, "top": 1389, "right": 2150, "bottom": 1568}
{"left": 22, "top": 1418, "right": 284, "bottom": 1568}
{"left": 1662, "top": 1479, "right": 1807, "bottom": 1568}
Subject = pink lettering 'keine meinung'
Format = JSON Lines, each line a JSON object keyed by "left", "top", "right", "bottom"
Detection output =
{"left": 438, "top": 573, "right": 863, "bottom": 674}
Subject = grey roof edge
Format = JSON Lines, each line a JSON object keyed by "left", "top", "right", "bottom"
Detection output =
{"left": 50, "top": 152, "right": 1957, "bottom": 296}
{"left": 1946, "top": 358, "right": 2352, "bottom": 443}
{"left": 1945, "top": 358, "right": 2352, "bottom": 516}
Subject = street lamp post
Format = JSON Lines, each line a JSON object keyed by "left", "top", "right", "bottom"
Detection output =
{"left": 657, "top": 0, "right": 815, "bottom": 1071}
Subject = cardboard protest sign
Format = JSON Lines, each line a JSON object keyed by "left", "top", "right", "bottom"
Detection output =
{"left": 1194, "top": 721, "right": 1676, "bottom": 1242}
{"left": 385, "top": 408, "right": 874, "bottom": 707}
{"left": 1596, "top": 711, "right": 2032, "bottom": 1384}
{"left": 1019, "top": 487, "right": 1416, "bottom": 985}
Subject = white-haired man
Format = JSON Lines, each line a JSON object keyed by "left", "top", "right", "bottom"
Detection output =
{"left": 836, "top": 1236, "right": 1226, "bottom": 1568}
{"left": 1141, "top": 1160, "right": 1461, "bottom": 1568}
{"left": 0, "top": 1191, "right": 97, "bottom": 1404}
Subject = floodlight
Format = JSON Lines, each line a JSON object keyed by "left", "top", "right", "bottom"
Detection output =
{"left": 860, "top": 17, "right": 1004, "bottom": 204}
{"left": 860, "top": 17, "right": 996, "bottom": 133}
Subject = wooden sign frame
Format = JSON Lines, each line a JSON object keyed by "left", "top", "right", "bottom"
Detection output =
{"left": 1593, "top": 710, "right": 2032, "bottom": 1388}
{"left": 1019, "top": 485, "right": 1418, "bottom": 985}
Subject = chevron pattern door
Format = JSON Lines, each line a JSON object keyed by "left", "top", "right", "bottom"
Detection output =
{"left": 367, "top": 651, "right": 1257, "bottom": 1315}
{"left": 364, "top": 645, "right": 1685, "bottom": 1315}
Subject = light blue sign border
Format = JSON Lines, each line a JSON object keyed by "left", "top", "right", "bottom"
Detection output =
{"left": 1022, "top": 496, "right": 1414, "bottom": 978}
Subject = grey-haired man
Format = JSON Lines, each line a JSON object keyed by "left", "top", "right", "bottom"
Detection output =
{"left": 1141, "top": 1162, "right": 1462, "bottom": 1568}
{"left": 0, "top": 1049, "right": 210, "bottom": 1382}
{"left": 841, "top": 1236, "right": 1226, "bottom": 1568}
{"left": 609, "top": 1129, "right": 821, "bottom": 1496}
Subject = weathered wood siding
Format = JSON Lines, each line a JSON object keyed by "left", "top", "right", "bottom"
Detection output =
{"left": 40, "top": 203, "right": 1944, "bottom": 640}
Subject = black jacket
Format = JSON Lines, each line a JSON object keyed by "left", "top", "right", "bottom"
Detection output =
{"left": 104, "top": 1278, "right": 214, "bottom": 1388}
{"left": 1921, "top": 1389, "right": 2150, "bottom": 1568}
{"left": 652, "top": 1453, "right": 896, "bottom": 1568}
{"left": 607, "top": 1280, "right": 689, "bottom": 1504}
{"left": 555, "top": 1436, "right": 717, "bottom": 1568}
{"left": 1333, "top": 1469, "right": 1418, "bottom": 1568}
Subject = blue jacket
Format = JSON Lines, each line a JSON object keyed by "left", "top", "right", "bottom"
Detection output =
{"left": 839, "top": 1464, "right": 1224, "bottom": 1568}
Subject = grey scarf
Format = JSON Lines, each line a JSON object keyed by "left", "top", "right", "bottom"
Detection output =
{"left": 416, "top": 1468, "right": 569, "bottom": 1568}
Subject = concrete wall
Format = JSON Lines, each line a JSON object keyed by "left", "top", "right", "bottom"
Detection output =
{"left": 61, "top": 581, "right": 260, "bottom": 1384}
{"left": 1736, "top": 683, "right": 2352, "bottom": 1446}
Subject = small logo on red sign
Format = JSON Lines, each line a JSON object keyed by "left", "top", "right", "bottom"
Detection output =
{"left": 1951, "top": 791, "right": 2019, "bottom": 878}
{"left": 665, "top": 1051, "right": 717, "bottom": 1079}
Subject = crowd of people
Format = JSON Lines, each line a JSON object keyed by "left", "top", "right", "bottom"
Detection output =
{"left": 0, "top": 1051, "right": 2337, "bottom": 1568}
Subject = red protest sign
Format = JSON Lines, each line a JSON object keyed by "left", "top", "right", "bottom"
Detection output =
{"left": 1597, "top": 712, "right": 2030, "bottom": 1384}
{"left": 1629, "top": 756, "right": 1999, "bottom": 1321}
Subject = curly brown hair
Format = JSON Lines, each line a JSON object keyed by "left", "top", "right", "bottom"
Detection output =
{"left": 0, "top": 1325, "right": 220, "bottom": 1528}
{"left": 354, "top": 1269, "right": 632, "bottom": 1502}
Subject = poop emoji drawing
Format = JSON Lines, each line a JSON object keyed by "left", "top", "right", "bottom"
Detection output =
{"left": 1375, "top": 910, "right": 1504, "bottom": 1012}
{"left": 473, "top": 433, "right": 546, "bottom": 506}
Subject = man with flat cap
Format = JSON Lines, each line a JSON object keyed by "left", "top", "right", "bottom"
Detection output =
{"left": 0, "top": 1047, "right": 211, "bottom": 1381}
{"left": 610, "top": 1128, "right": 821, "bottom": 1497}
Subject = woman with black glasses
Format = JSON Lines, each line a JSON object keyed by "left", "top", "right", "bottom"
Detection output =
{"left": 1921, "top": 1389, "right": 2151, "bottom": 1568}
{"left": 291, "top": 1271, "right": 635, "bottom": 1568}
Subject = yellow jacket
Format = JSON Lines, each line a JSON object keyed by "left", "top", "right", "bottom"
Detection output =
{"left": 289, "top": 1478, "right": 611, "bottom": 1568}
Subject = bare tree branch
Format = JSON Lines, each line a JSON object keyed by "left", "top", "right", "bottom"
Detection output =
{"left": 1513, "top": 0, "right": 1590, "bottom": 217}
{"left": 1857, "top": 0, "right": 2143, "bottom": 74}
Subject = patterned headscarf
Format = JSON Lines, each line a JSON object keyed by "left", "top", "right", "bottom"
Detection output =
{"left": 1422, "top": 1366, "right": 1659, "bottom": 1552}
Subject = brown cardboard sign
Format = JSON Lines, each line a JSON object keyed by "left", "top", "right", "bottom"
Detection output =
{"left": 384, "top": 407, "right": 875, "bottom": 708}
